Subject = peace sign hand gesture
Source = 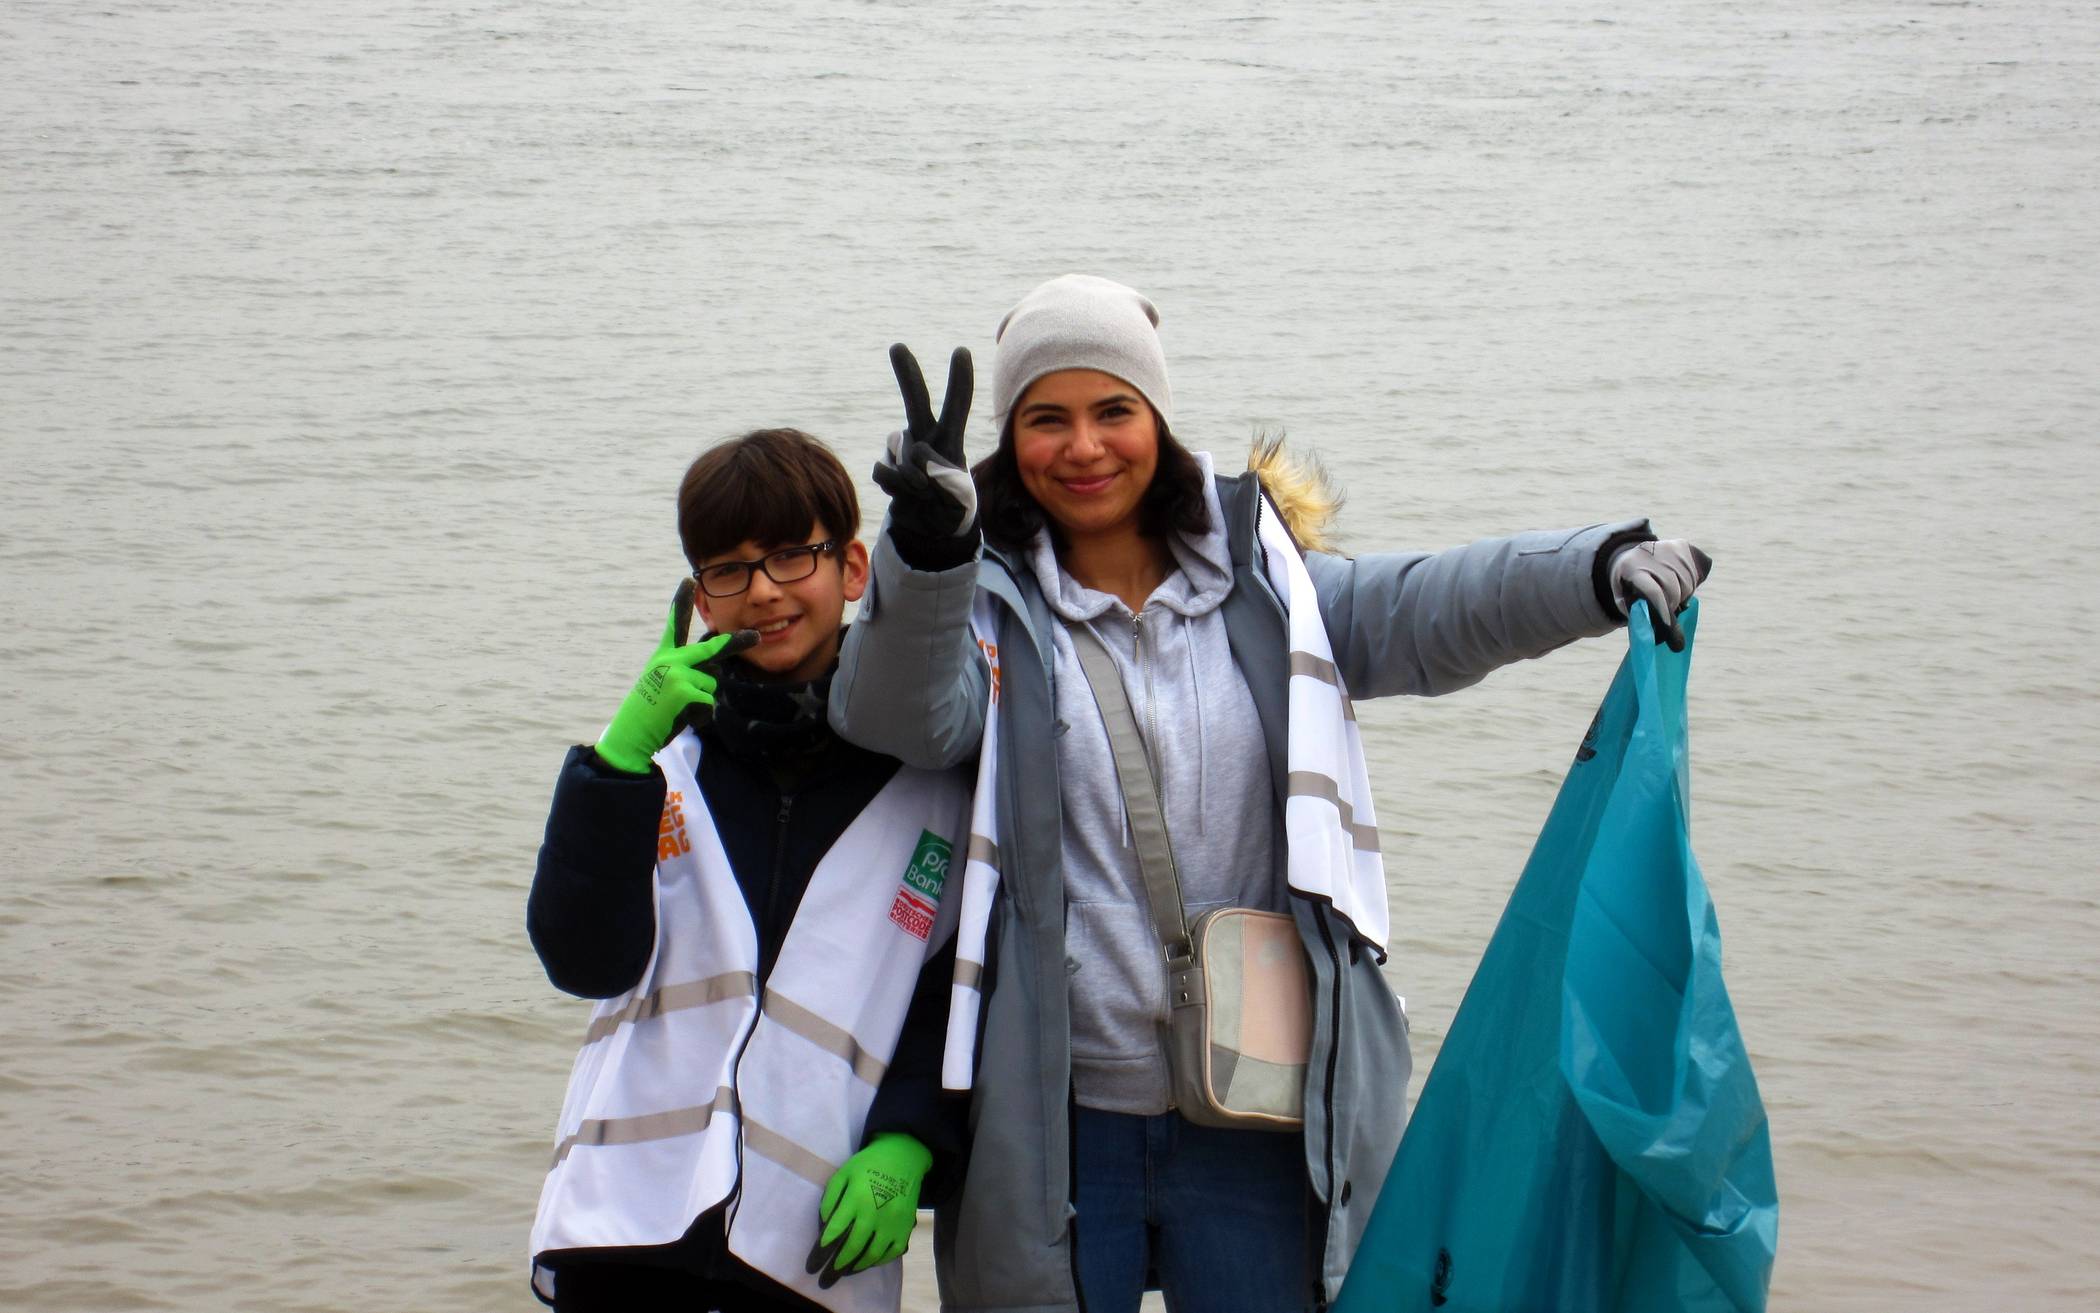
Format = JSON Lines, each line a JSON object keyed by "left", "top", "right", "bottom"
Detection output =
{"left": 873, "top": 344, "right": 978, "bottom": 546}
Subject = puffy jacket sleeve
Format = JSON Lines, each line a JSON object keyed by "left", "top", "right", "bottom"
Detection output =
{"left": 525, "top": 744, "right": 666, "bottom": 999}
{"left": 1303, "top": 518, "right": 1650, "bottom": 699}
{"left": 828, "top": 514, "right": 991, "bottom": 771}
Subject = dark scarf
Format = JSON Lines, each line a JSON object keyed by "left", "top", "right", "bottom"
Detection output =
{"left": 708, "top": 661, "right": 837, "bottom": 764}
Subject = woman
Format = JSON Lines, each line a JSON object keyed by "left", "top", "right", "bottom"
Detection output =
{"left": 828, "top": 274, "right": 1709, "bottom": 1312}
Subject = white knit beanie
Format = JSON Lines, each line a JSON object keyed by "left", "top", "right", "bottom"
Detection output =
{"left": 991, "top": 274, "right": 1173, "bottom": 432}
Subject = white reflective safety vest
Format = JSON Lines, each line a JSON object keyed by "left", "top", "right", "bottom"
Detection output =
{"left": 531, "top": 727, "right": 968, "bottom": 1313}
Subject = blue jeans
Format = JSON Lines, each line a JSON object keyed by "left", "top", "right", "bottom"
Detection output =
{"left": 1072, "top": 1106, "right": 1313, "bottom": 1313}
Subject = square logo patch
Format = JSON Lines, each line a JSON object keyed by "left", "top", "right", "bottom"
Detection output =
{"left": 887, "top": 830, "right": 952, "bottom": 941}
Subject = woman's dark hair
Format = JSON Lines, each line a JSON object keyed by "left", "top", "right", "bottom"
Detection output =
{"left": 677, "top": 428, "right": 860, "bottom": 568}
{"left": 972, "top": 413, "right": 1210, "bottom": 553}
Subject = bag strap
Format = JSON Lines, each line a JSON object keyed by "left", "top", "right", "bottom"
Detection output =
{"left": 1062, "top": 619, "right": 1194, "bottom": 971}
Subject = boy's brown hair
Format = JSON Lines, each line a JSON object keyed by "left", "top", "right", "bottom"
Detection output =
{"left": 676, "top": 428, "right": 861, "bottom": 568}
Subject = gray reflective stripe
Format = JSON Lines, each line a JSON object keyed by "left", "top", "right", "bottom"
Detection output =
{"left": 966, "top": 833, "right": 1000, "bottom": 870}
{"left": 1289, "top": 651, "right": 1357, "bottom": 722}
{"left": 1286, "top": 771, "right": 1383, "bottom": 854}
{"left": 953, "top": 958, "right": 984, "bottom": 991}
{"left": 581, "top": 970, "right": 757, "bottom": 1047}
{"left": 1289, "top": 650, "right": 1340, "bottom": 686}
{"left": 550, "top": 1085, "right": 736, "bottom": 1167}
{"left": 743, "top": 1115, "right": 837, "bottom": 1189}
{"left": 762, "top": 990, "right": 888, "bottom": 1086}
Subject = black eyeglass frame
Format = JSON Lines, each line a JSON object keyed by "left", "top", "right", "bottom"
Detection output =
{"left": 691, "top": 539, "right": 841, "bottom": 598}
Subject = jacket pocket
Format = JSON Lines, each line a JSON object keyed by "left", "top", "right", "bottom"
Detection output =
{"left": 1066, "top": 899, "right": 1165, "bottom": 1062}
{"left": 1065, "top": 898, "right": 1231, "bottom": 1062}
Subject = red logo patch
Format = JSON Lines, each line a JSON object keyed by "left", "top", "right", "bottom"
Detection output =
{"left": 888, "top": 889, "right": 936, "bottom": 941}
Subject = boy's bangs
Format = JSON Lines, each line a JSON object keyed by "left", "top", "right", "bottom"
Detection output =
{"left": 678, "top": 429, "right": 860, "bottom": 567}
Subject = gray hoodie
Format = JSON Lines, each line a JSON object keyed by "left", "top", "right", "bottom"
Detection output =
{"left": 1028, "top": 457, "right": 1282, "bottom": 1113}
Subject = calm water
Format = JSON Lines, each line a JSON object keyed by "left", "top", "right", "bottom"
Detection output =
{"left": 4, "top": 1, "right": 2097, "bottom": 1307}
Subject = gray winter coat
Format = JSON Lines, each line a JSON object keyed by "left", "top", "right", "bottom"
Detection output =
{"left": 829, "top": 468, "right": 1644, "bottom": 1311}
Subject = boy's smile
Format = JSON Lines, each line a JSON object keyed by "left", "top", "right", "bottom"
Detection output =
{"left": 693, "top": 527, "right": 869, "bottom": 684}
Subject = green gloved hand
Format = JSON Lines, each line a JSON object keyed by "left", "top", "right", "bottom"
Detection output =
{"left": 805, "top": 1131, "right": 932, "bottom": 1288}
{"left": 593, "top": 580, "right": 758, "bottom": 775}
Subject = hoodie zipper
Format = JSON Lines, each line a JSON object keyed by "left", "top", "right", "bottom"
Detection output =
{"left": 1131, "top": 610, "right": 1162, "bottom": 784}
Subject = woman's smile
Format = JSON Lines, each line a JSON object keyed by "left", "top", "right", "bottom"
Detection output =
{"left": 1057, "top": 471, "right": 1120, "bottom": 496}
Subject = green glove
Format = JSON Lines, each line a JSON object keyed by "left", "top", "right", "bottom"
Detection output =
{"left": 805, "top": 1131, "right": 932, "bottom": 1288}
{"left": 593, "top": 580, "right": 757, "bottom": 775}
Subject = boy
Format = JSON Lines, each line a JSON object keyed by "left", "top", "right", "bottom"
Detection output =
{"left": 527, "top": 429, "right": 965, "bottom": 1313}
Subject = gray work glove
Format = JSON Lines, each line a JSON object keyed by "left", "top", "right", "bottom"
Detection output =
{"left": 873, "top": 344, "right": 977, "bottom": 543}
{"left": 1608, "top": 539, "right": 1714, "bottom": 652}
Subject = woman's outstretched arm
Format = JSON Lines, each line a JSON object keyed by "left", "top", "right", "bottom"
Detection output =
{"left": 1304, "top": 519, "right": 1656, "bottom": 699}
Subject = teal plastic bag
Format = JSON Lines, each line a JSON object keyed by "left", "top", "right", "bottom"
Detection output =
{"left": 1335, "top": 600, "right": 1777, "bottom": 1313}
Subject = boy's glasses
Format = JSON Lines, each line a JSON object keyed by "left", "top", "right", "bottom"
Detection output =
{"left": 693, "top": 540, "right": 839, "bottom": 598}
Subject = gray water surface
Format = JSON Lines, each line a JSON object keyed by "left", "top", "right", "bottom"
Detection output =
{"left": 5, "top": 1, "right": 2098, "bottom": 1308}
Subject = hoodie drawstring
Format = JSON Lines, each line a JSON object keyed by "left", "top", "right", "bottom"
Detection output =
{"left": 1184, "top": 631, "right": 1207, "bottom": 834}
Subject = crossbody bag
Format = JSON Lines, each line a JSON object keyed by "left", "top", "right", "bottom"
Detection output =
{"left": 1064, "top": 618, "right": 1312, "bottom": 1131}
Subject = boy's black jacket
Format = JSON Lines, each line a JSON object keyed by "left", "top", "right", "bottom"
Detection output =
{"left": 526, "top": 663, "right": 964, "bottom": 1278}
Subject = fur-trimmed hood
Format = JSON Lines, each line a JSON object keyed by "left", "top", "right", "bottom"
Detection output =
{"left": 1245, "top": 433, "right": 1342, "bottom": 554}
